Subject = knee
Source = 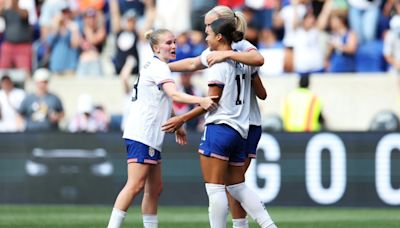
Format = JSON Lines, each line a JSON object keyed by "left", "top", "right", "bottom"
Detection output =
{"left": 145, "top": 183, "right": 163, "bottom": 198}
{"left": 124, "top": 180, "right": 146, "bottom": 196}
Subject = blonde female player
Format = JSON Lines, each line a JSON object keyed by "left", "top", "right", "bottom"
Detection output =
{"left": 163, "top": 17, "right": 276, "bottom": 228}
{"left": 167, "top": 5, "right": 274, "bottom": 228}
{"left": 107, "top": 29, "right": 218, "bottom": 228}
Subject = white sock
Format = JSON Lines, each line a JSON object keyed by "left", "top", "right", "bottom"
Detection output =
{"left": 227, "top": 182, "right": 274, "bottom": 228}
{"left": 107, "top": 208, "right": 127, "bottom": 228}
{"left": 143, "top": 214, "right": 158, "bottom": 228}
{"left": 232, "top": 218, "right": 249, "bottom": 228}
{"left": 205, "top": 183, "right": 229, "bottom": 228}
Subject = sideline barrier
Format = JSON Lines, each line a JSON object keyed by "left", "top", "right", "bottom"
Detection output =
{"left": 0, "top": 132, "right": 399, "bottom": 206}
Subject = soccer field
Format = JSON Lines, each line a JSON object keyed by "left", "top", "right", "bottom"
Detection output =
{"left": 1, "top": 205, "right": 399, "bottom": 228}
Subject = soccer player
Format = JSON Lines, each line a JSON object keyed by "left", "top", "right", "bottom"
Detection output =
{"left": 167, "top": 5, "right": 275, "bottom": 228}
{"left": 106, "top": 28, "right": 218, "bottom": 228}
{"left": 162, "top": 17, "right": 276, "bottom": 228}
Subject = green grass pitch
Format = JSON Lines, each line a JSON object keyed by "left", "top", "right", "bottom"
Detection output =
{"left": 1, "top": 205, "right": 399, "bottom": 227}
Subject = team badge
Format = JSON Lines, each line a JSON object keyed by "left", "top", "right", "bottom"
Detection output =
{"left": 148, "top": 147, "right": 155, "bottom": 157}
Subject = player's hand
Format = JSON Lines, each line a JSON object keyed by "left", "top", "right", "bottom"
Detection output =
{"left": 207, "top": 51, "right": 230, "bottom": 66}
{"left": 162, "top": 116, "right": 185, "bottom": 133}
{"left": 175, "top": 127, "right": 187, "bottom": 145}
{"left": 200, "top": 96, "right": 218, "bottom": 111}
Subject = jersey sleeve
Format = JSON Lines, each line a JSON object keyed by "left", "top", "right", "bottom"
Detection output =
{"left": 232, "top": 40, "right": 257, "bottom": 52}
{"left": 200, "top": 48, "right": 211, "bottom": 67}
{"left": 207, "top": 63, "right": 226, "bottom": 87}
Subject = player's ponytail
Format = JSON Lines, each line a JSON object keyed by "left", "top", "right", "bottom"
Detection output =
{"left": 233, "top": 11, "right": 247, "bottom": 36}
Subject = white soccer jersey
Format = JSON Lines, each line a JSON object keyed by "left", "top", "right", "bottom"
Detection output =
{"left": 249, "top": 89, "right": 262, "bottom": 126}
{"left": 200, "top": 40, "right": 262, "bottom": 127}
{"left": 205, "top": 60, "right": 256, "bottom": 139}
{"left": 122, "top": 57, "right": 174, "bottom": 151}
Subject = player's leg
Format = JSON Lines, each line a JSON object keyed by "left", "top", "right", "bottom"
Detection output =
{"left": 107, "top": 162, "right": 151, "bottom": 228}
{"left": 200, "top": 154, "right": 230, "bottom": 228}
{"left": 227, "top": 158, "right": 251, "bottom": 228}
{"left": 229, "top": 125, "right": 262, "bottom": 228}
{"left": 107, "top": 139, "right": 159, "bottom": 228}
{"left": 226, "top": 163, "right": 276, "bottom": 228}
{"left": 141, "top": 162, "right": 163, "bottom": 228}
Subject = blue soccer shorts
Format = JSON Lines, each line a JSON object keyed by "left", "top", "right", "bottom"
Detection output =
{"left": 198, "top": 124, "right": 246, "bottom": 166}
{"left": 245, "top": 125, "right": 262, "bottom": 159}
{"left": 124, "top": 139, "right": 161, "bottom": 165}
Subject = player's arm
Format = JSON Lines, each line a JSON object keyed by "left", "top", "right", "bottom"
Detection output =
{"left": 162, "top": 82, "right": 218, "bottom": 111}
{"left": 206, "top": 49, "right": 264, "bottom": 67}
{"left": 168, "top": 56, "right": 206, "bottom": 72}
{"left": 251, "top": 73, "right": 267, "bottom": 100}
{"left": 162, "top": 85, "right": 221, "bottom": 133}
{"left": 170, "top": 108, "right": 187, "bottom": 145}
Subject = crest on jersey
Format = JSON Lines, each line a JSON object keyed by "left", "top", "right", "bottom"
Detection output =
{"left": 148, "top": 147, "right": 155, "bottom": 157}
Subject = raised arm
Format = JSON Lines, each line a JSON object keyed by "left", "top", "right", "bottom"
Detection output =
{"left": 168, "top": 56, "right": 206, "bottom": 72}
{"left": 206, "top": 49, "right": 264, "bottom": 67}
{"left": 109, "top": 0, "right": 121, "bottom": 33}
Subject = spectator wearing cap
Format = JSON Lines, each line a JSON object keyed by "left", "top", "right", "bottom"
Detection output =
{"left": 109, "top": 0, "right": 155, "bottom": 75}
{"left": 0, "top": 0, "right": 33, "bottom": 74}
{"left": 0, "top": 75, "right": 25, "bottom": 132}
{"left": 18, "top": 68, "right": 64, "bottom": 131}
{"left": 68, "top": 93, "right": 109, "bottom": 133}
{"left": 76, "top": 8, "right": 106, "bottom": 76}
{"left": 383, "top": 2, "right": 400, "bottom": 74}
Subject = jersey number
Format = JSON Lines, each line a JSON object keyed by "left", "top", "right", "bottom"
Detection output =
{"left": 235, "top": 74, "right": 246, "bottom": 105}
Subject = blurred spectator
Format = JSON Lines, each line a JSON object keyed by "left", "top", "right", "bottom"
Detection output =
{"left": 120, "top": 55, "right": 136, "bottom": 131}
{"left": 246, "top": 0, "right": 280, "bottom": 30}
{"left": 76, "top": 9, "right": 106, "bottom": 76}
{"left": 348, "top": 0, "right": 382, "bottom": 43}
{"left": 19, "top": 68, "right": 64, "bottom": 132}
{"left": 274, "top": 0, "right": 308, "bottom": 72}
{"left": 0, "top": 0, "right": 33, "bottom": 74}
{"left": 241, "top": 6, "right": 260, "bottom": 45}
{"left": 39, "top": 0, "right": 79, "bottom": 41}
{"left": 18, "top": 0, "right": 37, "bottom": 26}
{"left": 218, "top": 0, "right": 244, "bottom": 10}
{"left": 68, "top": 93, "right": 109, "bottom": 133}
{"left": 78, "top": 0, "right": 105, "bottom": 13}
{"left": 45, "top": 5, "right": 80, "bottom": 74}
{"left": 110, "top": 0, "right": 155, "bottom": 75}
{"left": 292, "top": 9, "right": 326, "bottom": 75}
{"left": 258, "top": 28, "right": 285, "bottom": 75}
{"left": 0, "top": 75, "right": 25, "bottom": 132}
{"left": 172, "top": 72, "right": 205, "bottom": 132}
{"left": 325, "top": 11, "right": 358, "bottom": 72}
{"left": 174, "top": 31, "right": 207, "bottom": 61}
{"left": 154, "top": 0, "right": 190, "bottom": 35}
{"left": 383, "top": 2, "right": 400, "bottom": 74}
{"left": 282, "top": 75, "right": 325, "bottom": 132}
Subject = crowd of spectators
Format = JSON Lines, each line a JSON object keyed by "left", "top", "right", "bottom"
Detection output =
{"left": 0, "top": 0, "right": 399, "bottom": 133}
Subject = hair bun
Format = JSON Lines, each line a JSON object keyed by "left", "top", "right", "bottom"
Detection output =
{"left": 144, "top": 29, "right": 154, "bottom": 40}
{"left": 232, "top": 31, "right": 244, "bottom": 42}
